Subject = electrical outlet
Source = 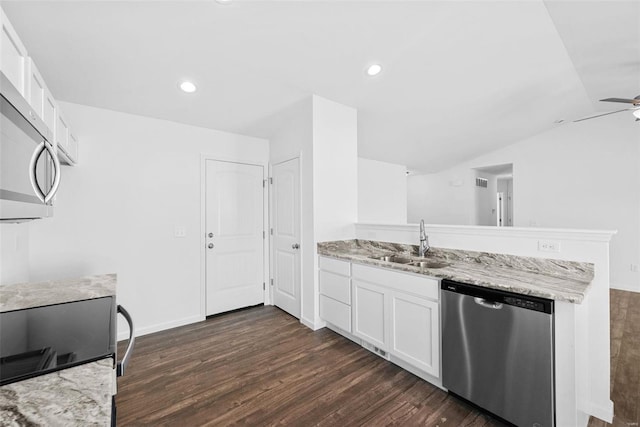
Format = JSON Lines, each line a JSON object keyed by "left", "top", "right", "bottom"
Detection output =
{"left": 174, "top": 225, "right": 186, "bottom": 238}
{"left": 538, "top": 240, "right": 561, "bottom": 253}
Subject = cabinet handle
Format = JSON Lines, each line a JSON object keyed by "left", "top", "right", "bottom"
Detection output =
{"left": 208, "top": 243, "right": 214, "bottom": 249}
{"left": 292, "top": 243, "right": 300, "bottom": 249}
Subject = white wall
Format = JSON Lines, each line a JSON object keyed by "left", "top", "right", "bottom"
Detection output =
{"left": 268, "top": 95, "right": 358, "bottom": 328}
{"left": 268, "top": 97, "right": 315, "bottom": 327}
{"left": 408, "top": 113, "right": 640, "bottom": 291}
{"left": 408, "top": 169, "right": 475, "bottom": 225}
{"left": 312, "top": 96, "right": 358, "bottom": 325}
{"left": 312, "top": 96, "right": 358, "bottom": 242}
{"left": 25, "top": 102, "right": 269, "bottom": 336}
{"left": 0, "top": 223, "right": 30, "bottom": 284}
{"left": 358, "top": 158, "right": 407, "bottom": 224}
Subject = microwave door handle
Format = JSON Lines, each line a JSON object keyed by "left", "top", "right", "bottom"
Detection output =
{"left": 116, "top": 304, "right": 135, "bottom": 377}
{"left": 29, "top": 141, "right": 47, "bottom": 203}
{"left": 43, "top": 141, "right": 61, "bottom": 204}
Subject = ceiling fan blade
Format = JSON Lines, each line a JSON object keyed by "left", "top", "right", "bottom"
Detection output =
{"left": 600, "top": 97, "right": 639, "bottom": 104}
{"left": 573, "top": 108, "right": 630, "bottom": 122}
{"left": 635, "top": 95, "right": 640, "bottom": 100}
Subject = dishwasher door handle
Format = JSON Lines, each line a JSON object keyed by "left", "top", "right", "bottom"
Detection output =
{"left": 474, "top": 297, "right": 503, "bottom": 310}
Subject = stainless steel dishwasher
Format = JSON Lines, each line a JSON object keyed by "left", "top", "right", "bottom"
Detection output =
{"left": 441, "top": 279, "right": 555, "bottom": 427}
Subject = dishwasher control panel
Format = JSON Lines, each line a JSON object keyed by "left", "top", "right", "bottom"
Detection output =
{"left": 441, "top": 279, "right": 554, "bottom": 314}
{"left": 504, "top": 296, "right": 546, "bottom": 312}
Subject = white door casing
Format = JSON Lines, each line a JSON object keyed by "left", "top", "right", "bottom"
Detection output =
{"left": 205, "top": 160, "right": 264, "bottom": 316}
{"left": 271, "top": 158, "right": 301, "bottom": 318}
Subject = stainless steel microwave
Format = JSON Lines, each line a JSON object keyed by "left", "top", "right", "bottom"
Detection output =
{"left": 0, "top": 71, "right": 61, "bottom": 222}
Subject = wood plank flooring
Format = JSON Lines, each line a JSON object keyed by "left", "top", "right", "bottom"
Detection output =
{"left": 588, "top": 289, "right": 640, "bottom": 427}
{"left": 116, "top": 290, "right": 640, "bottom": 427}
{"left": 116, "top": 306, "right": 502, "bottom": 426}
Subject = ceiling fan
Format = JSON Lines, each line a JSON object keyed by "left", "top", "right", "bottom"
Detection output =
{"left": 574, "top": 95, "right": 640, "bottom": 122}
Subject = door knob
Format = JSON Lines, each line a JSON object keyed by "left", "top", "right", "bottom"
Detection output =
{"left": 292, "top": 243, "right": 300, "bottom": 249}
{"left": 208, "top": 243, "right": 214, "bottom": 249}
{"left": 208, "top": 232, "right": 213, "bottom": 238}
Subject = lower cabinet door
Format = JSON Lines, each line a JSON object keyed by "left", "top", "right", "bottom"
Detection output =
{"left": 390, "top": 291, "right": 440, "bottom": 378}
{"left": 352, "top": 279, "right": 387, "bottom": 350}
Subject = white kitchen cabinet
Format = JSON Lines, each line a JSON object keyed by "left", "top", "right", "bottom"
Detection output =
{"left": 1, "top": 6, "right": 79, "bottom": 166}
{"left": 56, "top": 109, "right": 79, "bottom": 164}
{"left": 352, "top": 279, "right": 387, "bottom": 350}
{"left": 351, "top": 263, "right": 440, "bottom": 378}
{"left": 68, "top": 131, "right": 79, "bottom": 162}
{"left": 318, "top": 256, "right": 352, "bottom": 332}
{"left": 389, "top": 290, "right": 439, "bottom": 377}
{"left": 0, "top": 8, "right": 28, "bottom": 96}
{"left": 27, "top": 58, "right": 56, "bottom": 140}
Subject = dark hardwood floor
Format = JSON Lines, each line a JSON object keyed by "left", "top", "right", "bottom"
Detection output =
{"left": 588, "top": 289, "right": 640, "bottom": 427}
{"left": 116, "top": 290, "right": 640, "bottom": 427}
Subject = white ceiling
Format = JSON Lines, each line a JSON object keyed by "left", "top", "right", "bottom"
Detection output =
{"left": 3, "top": 0, "right": 639, "bottom": 173}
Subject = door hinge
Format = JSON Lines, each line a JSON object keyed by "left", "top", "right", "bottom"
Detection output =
{"left": 263, "top": 282, "right": 265, "bottom": 290}
{"left": 270, "top": 278, "right": 274, "bottom": 286}
{"left": 270, "top": 228, "right": 273, "bottom": 235}
{"left": 263, "top": 230, "right": 265, "bottom": 239}
{"left": 269, "top": 177, "right": 273, "bottom": 184}
{"left": 263, "top": 179, "right": 266, "bottom": 188}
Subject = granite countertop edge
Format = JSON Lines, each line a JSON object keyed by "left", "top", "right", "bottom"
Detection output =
{"left": 0, "top": 273, "right": 117, "bottom": 313}
{"left": 317, "top": 241, "right": 593, "bottom": 304}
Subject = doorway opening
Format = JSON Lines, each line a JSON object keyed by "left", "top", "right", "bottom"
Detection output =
{"left": 472, "top": 163, "right": 513, "bottom": 227}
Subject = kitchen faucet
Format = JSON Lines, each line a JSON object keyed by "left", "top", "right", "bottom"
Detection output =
{"left": 419, "top": 219, "right": 430, "bottom": 257}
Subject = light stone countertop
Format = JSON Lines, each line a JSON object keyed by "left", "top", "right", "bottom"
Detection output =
{"left": 0, "top": 358, "right": 115, "bottom": 427}
{"left": 0, "top": 274, "right": 116, "bottom": 313}
{"left": 318, "top": 240, "right": 594, "bottom": 303}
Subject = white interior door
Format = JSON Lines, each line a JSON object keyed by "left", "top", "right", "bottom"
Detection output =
{"left": 271, "top": 158, "right": 301, "bottom": 318}
{"left": 205, "top": 160, "right": 264, "bottom": 316}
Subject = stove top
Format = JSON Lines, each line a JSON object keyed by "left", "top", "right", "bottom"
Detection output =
{"left": 0, "top": 296, "right": 116, "bottom": 385}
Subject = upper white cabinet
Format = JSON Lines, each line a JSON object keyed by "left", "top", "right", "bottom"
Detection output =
{"left": 0, "top": 8, "right": 28, "bottom": 97}
{"left": 1, "top": 6, "right": 79, "bottom": 165}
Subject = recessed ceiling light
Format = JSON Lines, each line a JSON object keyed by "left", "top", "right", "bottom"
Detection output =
{"left": 179, "top": 81, "right": 197, "bottom": 93}
{"left": 366, "top": 64, "right": 382, "bottom": 76}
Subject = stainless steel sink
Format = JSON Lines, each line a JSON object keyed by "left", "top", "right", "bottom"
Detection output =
{"left": 410, "top": 260, "right": 450, "bottom": 269}
{"left": 370, "top": 255, "right": 413, "bottom": 264}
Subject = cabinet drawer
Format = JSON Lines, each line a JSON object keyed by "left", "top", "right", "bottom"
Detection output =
{"left": 320, "top": 295, "right": 351, "bottom": 332}
{"left": 319, "top": 270, "right": 350, "bottom": 304}
{"left": 352, "top": 263, "right": 439, "bottom": 301}
{"left": 319, "top": 256, "right": 351, "bottom": 276}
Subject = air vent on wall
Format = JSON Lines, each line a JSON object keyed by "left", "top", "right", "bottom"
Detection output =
{"left": 475, "top": 178, "right": 488, "bottom": 188}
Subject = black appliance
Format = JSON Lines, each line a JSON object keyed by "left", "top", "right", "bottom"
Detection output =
{"left": 0, "top": 297, "right": 134, "bottom": 386}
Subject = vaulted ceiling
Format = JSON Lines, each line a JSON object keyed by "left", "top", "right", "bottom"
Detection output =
{"left": 3, "top": 0, "right": 639, "bottom": 172}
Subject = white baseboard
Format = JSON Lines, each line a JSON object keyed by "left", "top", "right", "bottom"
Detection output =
{"left": 610, "top": 282, "right": 640, "bottom": 293}
{"left": 117, "top": 314, "right": 204, "bottom": 341}
{"left": 300, "top": 316, "right": 325, "bottom": 331}
{"left": 587, "top": 400, "right": 614, "bottom": 424}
